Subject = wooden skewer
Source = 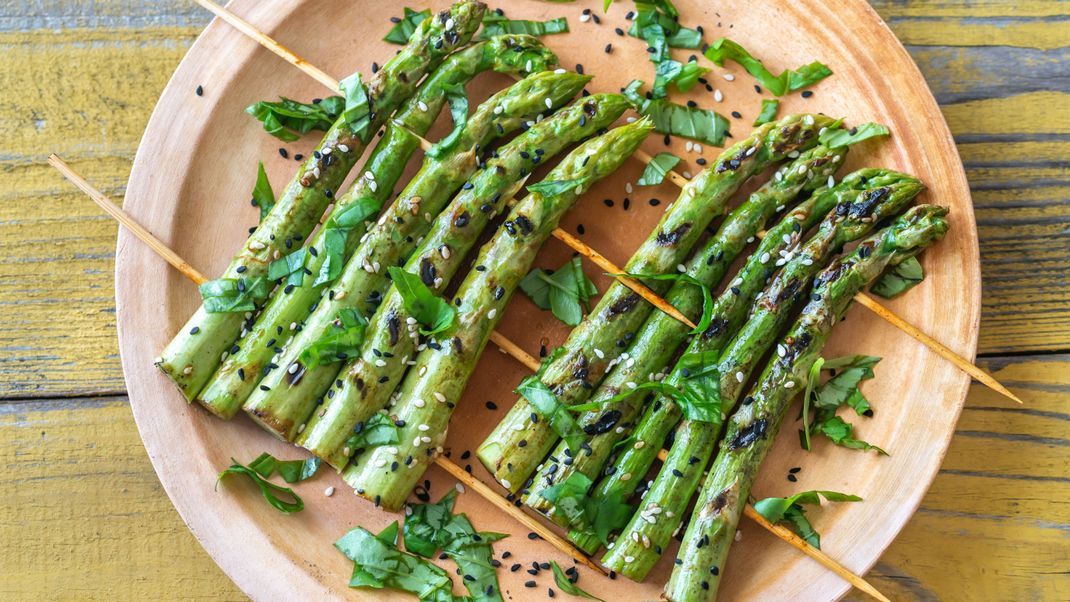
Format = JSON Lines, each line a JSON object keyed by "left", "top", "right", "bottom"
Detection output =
{"left": 191, "top": 0, "right": 1017, "bottom": 406}
{"left": 52, "top": 156, "right": 605, "bottom": 575}
{"left": 48, "top": 154, "right": 209, "bottom": 285}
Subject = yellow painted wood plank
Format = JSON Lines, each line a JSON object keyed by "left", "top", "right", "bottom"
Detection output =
{"left": 871, "top": 0, "right": 1070, "bottom": 18}
{"left": 890, "top": 18, "right": 1070, "bottom": 50}
{"left": 0, "top": 398, "right": 243, "bottom": 600}
{"left": 941, "top": 91, "right": 1070, "bottom": 136}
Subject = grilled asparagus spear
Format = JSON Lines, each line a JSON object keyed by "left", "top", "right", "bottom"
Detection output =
{"left": 664, "top": 204, "right": 949, "bottom": 602}
{"left": 155, "top": 1, "right": 485, "bottom": 400}
{"left": 242, "top": 73, "right": 597, "bottom": 441}
{"left": 523, "top": 145, "right": 847, "bottom": 527}
{"left": 343, "top": 120, "right": 655, "bottom": 511}
{"left": 296, "top": 94, "right": 631, "bottom": 467}
{"left": 195, "top": 36, "right": 558, "bottom": 418}
{"left": 601, "top": 169, "right": 924, "bottom": 579}
{"left": 478, "top": 114, "right": 838, "bottom": 492}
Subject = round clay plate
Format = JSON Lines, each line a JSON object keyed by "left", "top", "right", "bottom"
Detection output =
{"left": 116, "top": 0, "right": 979, "bottom": 599}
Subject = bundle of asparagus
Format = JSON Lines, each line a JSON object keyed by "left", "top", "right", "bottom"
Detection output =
{"left": 156, "top": 0, "right": 486, "bottom": 400}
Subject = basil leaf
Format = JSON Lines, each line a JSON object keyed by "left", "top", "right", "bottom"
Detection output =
{"left": 624, "top": 80, "right": 729, "bottom": 146}
{"left": 816, "top": 355, "right": 880, "bottom": 413}
{"left": 387, "top": 266, "right": 455, "bottom": 336}
{"left": 426, "top": 83, "right": 468, "bottom": 159}
{"left": 481, "top": 14, "right": 569, "bottom": 39}
{"left": 384, "top": 7, "right": 430, "bottom": 44}
{"left": 527, "top": 176, "right": 591, "bottom": 197}
{"left": 550, "top": 561, "right": 605, "bottom": 601}
{"left": 339, "top": 72, "right": 371, "bottom": 139}
{"left": 403, "top": 490, "right": 458, "bottom": 558}
{"left": 818, "top": 122, "right": 890, "bottom": 149}
{"left": 344, "top": 412, "right": 400, "bottom": 454}
{"left": 251, "top": 161, "right": 275, "bottom": 222}
{"left": 754, "top": 98, "right": 780, "bottom": 126}
{"left": 520, "top": 257, "right": 598, "bottom": 327}
{"left": 541, "top": 473, "right": 632, "bottom": 546}
{"left": 268, "top": 248, "right": 308, "bottom": 287}
{"left": 753, "top": 489, "right": 862, "bottom": 549}
{"left": 704, "top": 38, "right": 832, "bottom": 96}
{"left": 571, "top": 374, "right": 722, "bottom": 425}
{"left": 637, "top": 152, "right": 681, "bottom": 186}
{"left": 199, "top": 277, "right": 270, "bottom": 313}
{"left": 612, "top": 270, "right": 713, "bottom": 334}
{"left": 801, "top": 355, "right": 886, "bottom": 453}
{"left": 299, "top": 308, "right": 368, "bottom": 368}
{"left": 245, "top": 96, "right": 342, "bottom": 141}
{"left": 871, "top": 255, "right": 924, "bottom": 299}
{"left": 517, "top": 375, "right": 586, "bottom": 453}
{"left": 335, "top": 525, "right": 455, "bottom": 601}
{"left": 800, "top": 356, "right": 824, "bottom": 451}
{"left": 314, "top": 196, "right": 382, "bottom": 286}
{"left": 217, "top": 458, "right": 303, "bottom": 513}
{"left": 812, "top": 415, "right": 887, "bottom": 454}
{"left": 246, "top": 452, "right": 321, "bottom": 483}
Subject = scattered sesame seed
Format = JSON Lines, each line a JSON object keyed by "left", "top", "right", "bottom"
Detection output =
{"left": 324, "top": 486, "right": 335, "bottom": 497}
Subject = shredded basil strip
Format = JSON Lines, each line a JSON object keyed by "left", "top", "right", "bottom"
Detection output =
{"left": 245, "top": 96, "right": 343, "bottom": 141}
{"left": 387, "top": 266, "right": 455, "bottom": 336}
{"left": 819, "top": 122, "right": 890, "bottom": 149}
{"left": 298, "top": 308, "right": 368, "bottom": 368}
{"left": 338, "top": 72, "right": 372, "bottom": 140}
{"left": 217, "top": 458, "right": 304, "bottom": 513}
{"left": 526, "top": 175, "right": 592, "bottom": 197}
{"left": 335, "top": 524, "right": 455, "bottom": 601}
{"left": 480, "top": 14, "right": 569, "bottom": 39}
{"left": 754, "top": 98, "right": 780, "bottom": 126}
{"left": 427, "top": 83, "right": 469, "bottom": 159}
{"left": 314, "top": 196, "right": 382, "bottom": 286}
{"left": 753, "top": 490, "right": 862, "bottom": 549}
{"left": 540, "top": 473, "right": 633, "bottom": 547}
{"left": 268, "top": 247, "right": 309, "bottom": 287}
{"left": 800, "top": 355, "right": 887, "bottom": 454}
{"left": 247, "top": 452, "right": 321, "bottom": 483}
{"left": 519, "top": 256, "right": 598, "bottom": 326}
{"left": 871, "top": 255, "right": 924, "bottom": 298}
{"left": 550, "top": 560, "right": 605, "bottom": 601}
{"left": 624, "top": 80, "right": 730, "bottom": 146}
{"left": 636, "top": 151, "right": 682, "bottom": 187}
{"left": 704, "top": 37, "right": 832, "bottom": 96}
{"left": 199, "top": 277, "right": 271, "bottom": 313}
{"left": 251, "top": 161, "right": 275, "bottom": 222}
{"left": 612, "top": 270, "right": 714, "bottom": 334}
{"left": 343, "top": 412, "right": 400, "bottom": 455}
{"left": 384, "top": 7, "right": 431, "bottom": 44}
{"left": 518, "top": 375, "right": 586, "bottom": 453}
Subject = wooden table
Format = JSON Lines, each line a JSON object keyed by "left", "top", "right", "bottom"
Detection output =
{"left": 2, "top": 1, "right": 1066, "bottom": 599}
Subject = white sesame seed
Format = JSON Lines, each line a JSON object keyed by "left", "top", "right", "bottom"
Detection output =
{"left": 723, "top": 73, "right": 736, "bottom": 81}
{"left": 440, "top": 245, "right": 451, "bottom": 259}
{"left": 620, "top": 472, "right": 632, "bottom": 481}
{"left": 288, "top": 363, "right": 299, "bottom": 374}
{"left": 777, "top": 344, "right": 787, "bottom": 357}
{"left": 736, "top": 371, "right": 745, "bottom": 383}
{"left": 421, "top": 435, "right": 432, "bottom": 443}
{"left": 501, "top": 479, "right": 512, "bottom": 489}
{"left": 714, "top": 89, "right": 724, "bottom": 102}
{"left": 625, "top": 182, "right": 634, "bottom": 194}
{"left": 418, "top": 424, "right": 430, "bottom": 432}
{"left": 579, "top": 13, "right": 591, "bottom": 22}
{"left": 418, "top": 366, "right": 427, "bottom": 376}
{"left": 455, "top": 482, "right": 465, "bottom": 494}
{"left": 248, "top": 240, "right": 266, "bottom": 251}
{"left": 434, "top": 392, "right": 446, "bottom": 403}
{"left": 683, "top": 170, "right": 693, "bottom": 179}
{"left": 338, "top": 144, "right": 349, "bottom": 153}
{"left": 594, "top": 348, "right": 605, "bottom": 359}
{"left": 182, "top": 366, "right": 192, "bottom": 375}
{"left": 418, "top": 100, "right": 428, "bottom": 112}
{"left": 324, "top": 486, "right": 335, "bottom": 497}
{"left": 322, "top": 146, "right": 332, "bottom": 155}
{"left": 735, "top": 530, "right": 743, "bottom": 541}
{"left": 624, "top": 556, "right": 635, "bottom": 563}
{"left": 627, "top": 381, "right": 637, "bottom": 389}
{"left": 783, "top": 234, "right": 793, "bottom": 244}
{"left": 375, "top": 458, "right": 387, "bottom": 468}
{"left": 368, "top": 180, "right": 378, "bottom": 192}
{"left": 545, "top": 97, "right": 553, "bottom": 109}
{"left": 828, "top": 175, "right": 835, "bottom": 188}
{"left": 788, "top": 150, "right": 800, "bottom": 158}
{"left": 554, "top": 68, "right": 566, "bottom": 74}
{"left": 414, "top": 399, "right": 425, "bottom": 408}
{"left": 488, "top": 308, "right": 497, "bottom": 320}
{"left": 626, "top": 116, "right": 637, "bottom": 123}
{"left": 760, "top": 252, "right": 770, "bottom": 263}
{"left": 785, "top": 380, "right": 796, "bottom": 388}
{"left": 685, "top": 141, "right": 694, "bottom": 153}
{"left": 413, "top": 436, "right": 423, "bottom": 447}
{"left": 677, "top": 264, "right": 686, "bottom": 273}
{"left": 694, "top": 144, "right": 703, "bottom": 153}
{"left": 374, "top": 359, "right": 386, "bottom": 367}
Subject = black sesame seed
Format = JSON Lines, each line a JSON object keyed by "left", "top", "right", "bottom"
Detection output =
{"left": 604, "top": 43, "right": 613, "bottom": 54}
{"left": 802, "top": 90, "right": 814, "bottom": 98}
{"left": 278, "top": 148, "right": 288, "bottom": 159}
{"left": 486, "top": 400, "right": 498, "bottom": 410}
{"left": 649, "top": 198, "right": 661, "bottom": 207}
{"left": 195, "top": 85, "right": 203, "bottom": 96}
{"left": 603, "top": 198, "right": 614, "bottom": 207}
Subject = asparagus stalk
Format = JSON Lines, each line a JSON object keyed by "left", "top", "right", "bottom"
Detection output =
{"left": 243, "top": 73, "right": 598, "bottom": 441}
{"left": 296, "top": 93, "right": 631, "bottom": 467}
{"left": 523, "top": 145, "right": 847, "bottom": 527}
{"left": 343, "top": 120, "right": 655, "bottom": 511}
{"left": 601, "top": 169, "right": 924, "bottom": 579}
{"left": 195, "top": 36, "right": 558, "bottom": 418}
{"left": 155, "top": 1, "right": 485, "bottom": 399}
{"left": 478, "top": 114, "right": 839, "bottom": 492}
{"left": 663, "top": 204, "right": 949, "bottom": 602}
{"left": 570, "top": 167, "right": 848, "bottom": 554}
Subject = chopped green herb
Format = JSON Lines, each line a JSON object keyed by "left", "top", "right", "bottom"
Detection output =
{"left": 384, "top": 7, "right": 431, "bottom": 44}
{"left": 314, "top": 196, "right": 382, "bottom": 286}
{"left": 819, "top": 122, "right": 890, "bottom": 148}
{"left": 335, "top": 524, "right": 455, "bottom": 601}
{"left": 217, "top": 458, "right": 303, "bottom": 513}
{"left": 704, "top": 38, "right": 832, "bottom": 96}
{"left": 637, "top": 152, "right": 681, "bottom": 187}
{"left": 480, "top": 14, "right": 569, "bottom": 39}
{"left": 338, "top": 72, "right": 372, "bottom": 139}
{"left": 519, "top": 256, "right": 598, "bottom": 327}
{"left": 540, "top": 473, "right": 633, "bottom": 546}
{"left": 754, "top": 98, "right": 780, "bottom": 125}
{"left": 426, "top": 83, "right": 468, "bottom": 159}
{"left": 526, "top": 176, "right": 592, "bottom": 197}
{"left": 387, "top": 267, "right": 456, "bottom": 336}
{"left": 871, "top": 256, "right": 924, "bottom": 299}
{"left": 344, "top": 412, "right": 400, "bottom": 454}
{"left": 624, "top": 80, "right": 730, "bottom": 146}
{"left": 801, "top": 355, "right": 887, "bottom": 454}
{"left": 247, "top": 452, "right": 321, "bottom": 483}
{"left": 403, "top": 490, "right": 460, "bottom": 558}
{"left": 550, "top": 560, "right": 604, "bottom": 601}
{"left": 245, "top": 96, "right": 343, "bottom": 141}
{"left": 251, "top": 161, "right": 275, "bottom": 222}
{"left": 199, "top": 277, "right": 270, "bottom": 313}
{"left": 753, "top": 490, "right": 862, "bottom": 549}
{"left": 298, "top": 308, "right": 368, "bottom": 368}
{"left": 268, "top": 248, "right": 309, "bottom": 287}
{"left": 518, "top": 376, "right": 586, "bottom": 453}
{"left": 612, "top": 271, "right": 714, "bottom": 334}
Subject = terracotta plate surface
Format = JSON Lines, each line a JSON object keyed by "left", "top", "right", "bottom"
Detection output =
{"left": 116, "top": 0, "right": 979, "bottom": 599}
